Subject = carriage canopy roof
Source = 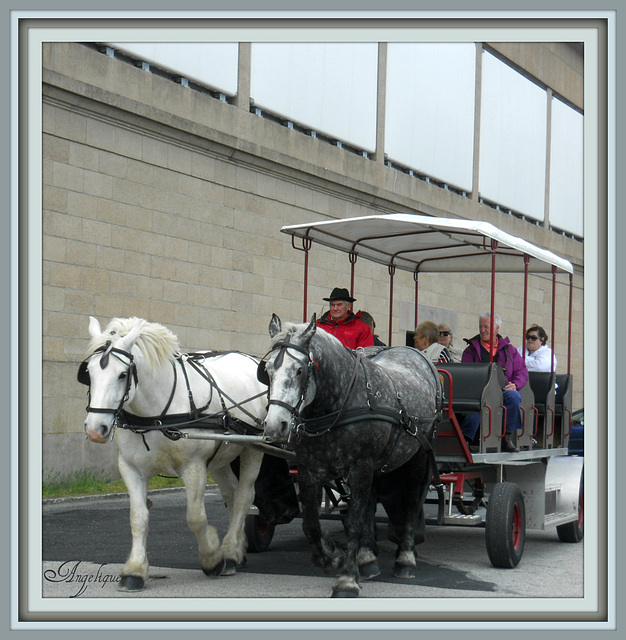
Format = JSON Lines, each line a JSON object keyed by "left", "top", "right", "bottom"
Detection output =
{"left": 281, "top": 214, "right": 574, "bottom": 275}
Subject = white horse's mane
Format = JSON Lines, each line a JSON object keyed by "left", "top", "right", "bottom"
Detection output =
{"left": 88, "top": 317, "right": 181, "bottom": 370}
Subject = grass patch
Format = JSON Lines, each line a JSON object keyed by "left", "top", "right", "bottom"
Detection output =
{"left": 42, "top": 469, "right": 186, "bottom": 500}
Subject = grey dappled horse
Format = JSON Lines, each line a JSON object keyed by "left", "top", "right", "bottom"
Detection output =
{"left": 261, "top": 314, "right": 442, "bottom": 598}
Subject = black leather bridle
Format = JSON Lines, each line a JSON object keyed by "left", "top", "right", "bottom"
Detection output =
{"left": 257, "top": 336, "right": 315, "bottom": 419}
{"left": 78, "top": 340, "right": 138, "bottom": 427}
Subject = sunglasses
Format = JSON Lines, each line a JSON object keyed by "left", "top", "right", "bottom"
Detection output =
{"left": 439, "top": 331, "right": 450, "bottom": 337}
{"left": 526, "top": 335, "right": 540, "bottom": 341}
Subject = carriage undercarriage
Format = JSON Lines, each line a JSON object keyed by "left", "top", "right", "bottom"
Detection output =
{"left": 179, "top": 392, "right": 583, "bottom": 571}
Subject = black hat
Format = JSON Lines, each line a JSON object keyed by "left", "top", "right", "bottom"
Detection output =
{"left": 323, "top": 287, "right": 356, "bottom": 303}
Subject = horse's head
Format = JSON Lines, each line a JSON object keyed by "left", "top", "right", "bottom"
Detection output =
{"left": 80, "top": 316, "right": 145, "bottom": 443}
{"left": 262, "top": 313, "right": 318, "bottom": 444}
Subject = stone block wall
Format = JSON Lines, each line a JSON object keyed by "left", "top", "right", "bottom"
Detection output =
{"left": 41, "top": 42, "right": 584, "bottom": 479}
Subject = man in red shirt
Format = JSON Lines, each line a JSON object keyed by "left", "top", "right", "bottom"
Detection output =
{"left": 317, "top": 287, "right": 374, "bottom": 349}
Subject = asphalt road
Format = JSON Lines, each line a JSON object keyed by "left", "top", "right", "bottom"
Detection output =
{"left": 41, "top": 485, "right": 584, "bottom": 603}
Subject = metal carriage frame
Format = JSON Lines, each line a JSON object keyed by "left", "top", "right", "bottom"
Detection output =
{"left": 247, "top": 213, "right": 584, "bottom": 569}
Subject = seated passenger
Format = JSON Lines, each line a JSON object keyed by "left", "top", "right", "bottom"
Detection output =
{"left": 437, "top": 322, "right": 462, "bottom": 362}
{"left": 414, "top": 320, "right": 452, "bottom": 363}
{"left": 316, "top": 287, "right": 374, "bottom": 349}
{"left": 517, "top": 324, "right": 557, "bottom": 372}
{"left": 356, "top": 310, "right": 386, "bottom": 346}
{"left": 460, "top": 311, "right": 529, "bottom": 453}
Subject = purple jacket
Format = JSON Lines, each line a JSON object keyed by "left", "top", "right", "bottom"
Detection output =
{"left": 461, "top": 335, "right": 529, "bottom": 390}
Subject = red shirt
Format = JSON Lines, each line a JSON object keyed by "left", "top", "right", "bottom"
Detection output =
{"left": 317, "top": 312, "right": 374, "bottom": 349}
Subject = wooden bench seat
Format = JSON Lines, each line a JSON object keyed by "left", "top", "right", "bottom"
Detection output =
{"left": 436, "top": 362, "right": 507, "bottom": 454}
{"left": 528, "top": 371, "right": 557, "bottom": 448}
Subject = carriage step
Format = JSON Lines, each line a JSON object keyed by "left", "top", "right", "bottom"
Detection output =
{"left": 441, "top": 513, "right": 484, "bottom": 526}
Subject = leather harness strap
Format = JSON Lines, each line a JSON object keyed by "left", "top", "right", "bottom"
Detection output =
{"left": 79, "top": 346, "right": 266, "bottom": 450}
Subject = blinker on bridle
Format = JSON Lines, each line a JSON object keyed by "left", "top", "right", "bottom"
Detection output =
{"left": 78, "top": 340, "right": 138, "bottom": 421}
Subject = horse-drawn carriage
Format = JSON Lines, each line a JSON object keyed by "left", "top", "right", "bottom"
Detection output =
{"left": 79, "top": 213, "right": 583, "bottom": 597}
{"left": 248, "top": 214, "right": 583, "bottom": 572}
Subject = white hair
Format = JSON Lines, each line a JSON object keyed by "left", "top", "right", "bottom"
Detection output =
{"left": 479, "top": 311, "right": 502, "bottom": 331}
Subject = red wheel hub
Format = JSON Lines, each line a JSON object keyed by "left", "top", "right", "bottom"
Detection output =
{"left": 512, "top": 502, "right": 522, "bottom": 549}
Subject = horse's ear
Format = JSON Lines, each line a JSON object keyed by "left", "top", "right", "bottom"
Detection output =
{"left": 88, "top": 316, "right": 101, "bottom": 338}
{"left": 269, "top": 314, "right": 281, "bottom": 338}
{"left": 119, "top": 319, "right": 145, "bottom": 350}
{"left": 301, "top": 314, "right": 317, "bottom": 344}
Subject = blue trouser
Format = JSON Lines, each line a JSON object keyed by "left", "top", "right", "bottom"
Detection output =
{"left": 460, "top": 390, "right": 522, "bottom": 440}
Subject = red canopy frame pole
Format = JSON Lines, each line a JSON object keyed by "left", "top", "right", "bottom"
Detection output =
{"left": 551, "top": 266, "right": 557, "bottom": 373}
{"left": 293, "top": 236, "right": 313, "bottom": 322}
{"left": 413, "top": 270, "right": 419, "bottom": 330}
{"left": 303, "top": 246, "right": 309, "bottom": 322}
{"left": 522, "top": 254, "right": 530, "bottom": 362}
{"left": 568, "top": 273, "right": 573, "bottom": 375}
{"left": 349, "top": 251, "right": 358, "bottom": 300}
{"left": 489, "top": 240, "right": 498, "bottom": 363}
{"left": 388, "top": 265, "right": 396, "bottom": 347}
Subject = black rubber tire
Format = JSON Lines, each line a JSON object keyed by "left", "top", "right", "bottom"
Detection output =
{"left": 485, "top": 482, "right": 526, "bottom": 568}
{"left": 557, "top": 474, "right": 584, "bottom": 543}
{"left": 244, "top": 513, "right": 276, "bottom": 553}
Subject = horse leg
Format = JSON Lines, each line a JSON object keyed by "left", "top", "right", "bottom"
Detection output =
{"left": 208, "top": 462, "right": 238, "bottom": 573}
{"left": 332, "top": 467, "right": 374, "bottom": 598}
{"left": 179, "top": 461, "right": 224, "bottom": 577}
{"left": 357, "top": 485, "right": 380, "bottom": 580}
{"left": 213, "top": 448, "right": 264, "bottom": 575}
{"left": 393, "top": 452, "right": 429, "bottom": 579}
{"left": 117, "top": 459, "right": 150, "bottom": 591}
{"left": 299, "top": 478, "right": 345, "bottom": 574}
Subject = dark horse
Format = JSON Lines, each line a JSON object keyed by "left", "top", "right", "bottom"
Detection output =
{"left": 261, "top": 314, "right": 442, "bottom": 597}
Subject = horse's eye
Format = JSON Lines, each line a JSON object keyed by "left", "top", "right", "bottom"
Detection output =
{"left": 118, "top": 372, "right": 127, "bottom": 380}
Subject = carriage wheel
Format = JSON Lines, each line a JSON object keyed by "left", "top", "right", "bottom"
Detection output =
{"left": 557, "top": 474, "right": 584, "bottom": 543}
{"left": 244, "top": 513, "right": 276, "bottom": 553}
{"left": 485, "top": 482, "right": 526, "bottom": 568}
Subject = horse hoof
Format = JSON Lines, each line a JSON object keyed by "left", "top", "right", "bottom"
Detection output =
{"left": 238, "top": 556, "right": 247, "bottom": 568}
{"left": 204, "top": 558, "right": 238, "bottom": 577}
{"left": 203, "top": 559, "right": 225, "bottom": 577}
{"left": 331, "top": 588, "right": 359, "bottom": 598}
{"left": 219, "top": 559, "right": 238, "bottom": 576}
{"left": 394, "top": 564, "right": 416, "bottom": 579}
{"left": 117, "top": 575, "right": 144, "bottom": 591}
{"left": 359, "top": 561, "right": 381, "bottom": 580}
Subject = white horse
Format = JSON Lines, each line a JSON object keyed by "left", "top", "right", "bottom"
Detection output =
{"left": 79, "top": 316, "right": 268, "bottom": 591}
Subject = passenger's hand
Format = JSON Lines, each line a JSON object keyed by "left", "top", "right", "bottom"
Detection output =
{"left": 504, "top": 382, "right": 516, "bottom": 391}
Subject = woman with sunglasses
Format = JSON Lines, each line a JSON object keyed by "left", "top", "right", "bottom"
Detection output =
{"left": 437, "top": 323, "right": 462, "bottom": 362}
{"left": 517, "top": 324, "right": 557, "bottom": 372}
